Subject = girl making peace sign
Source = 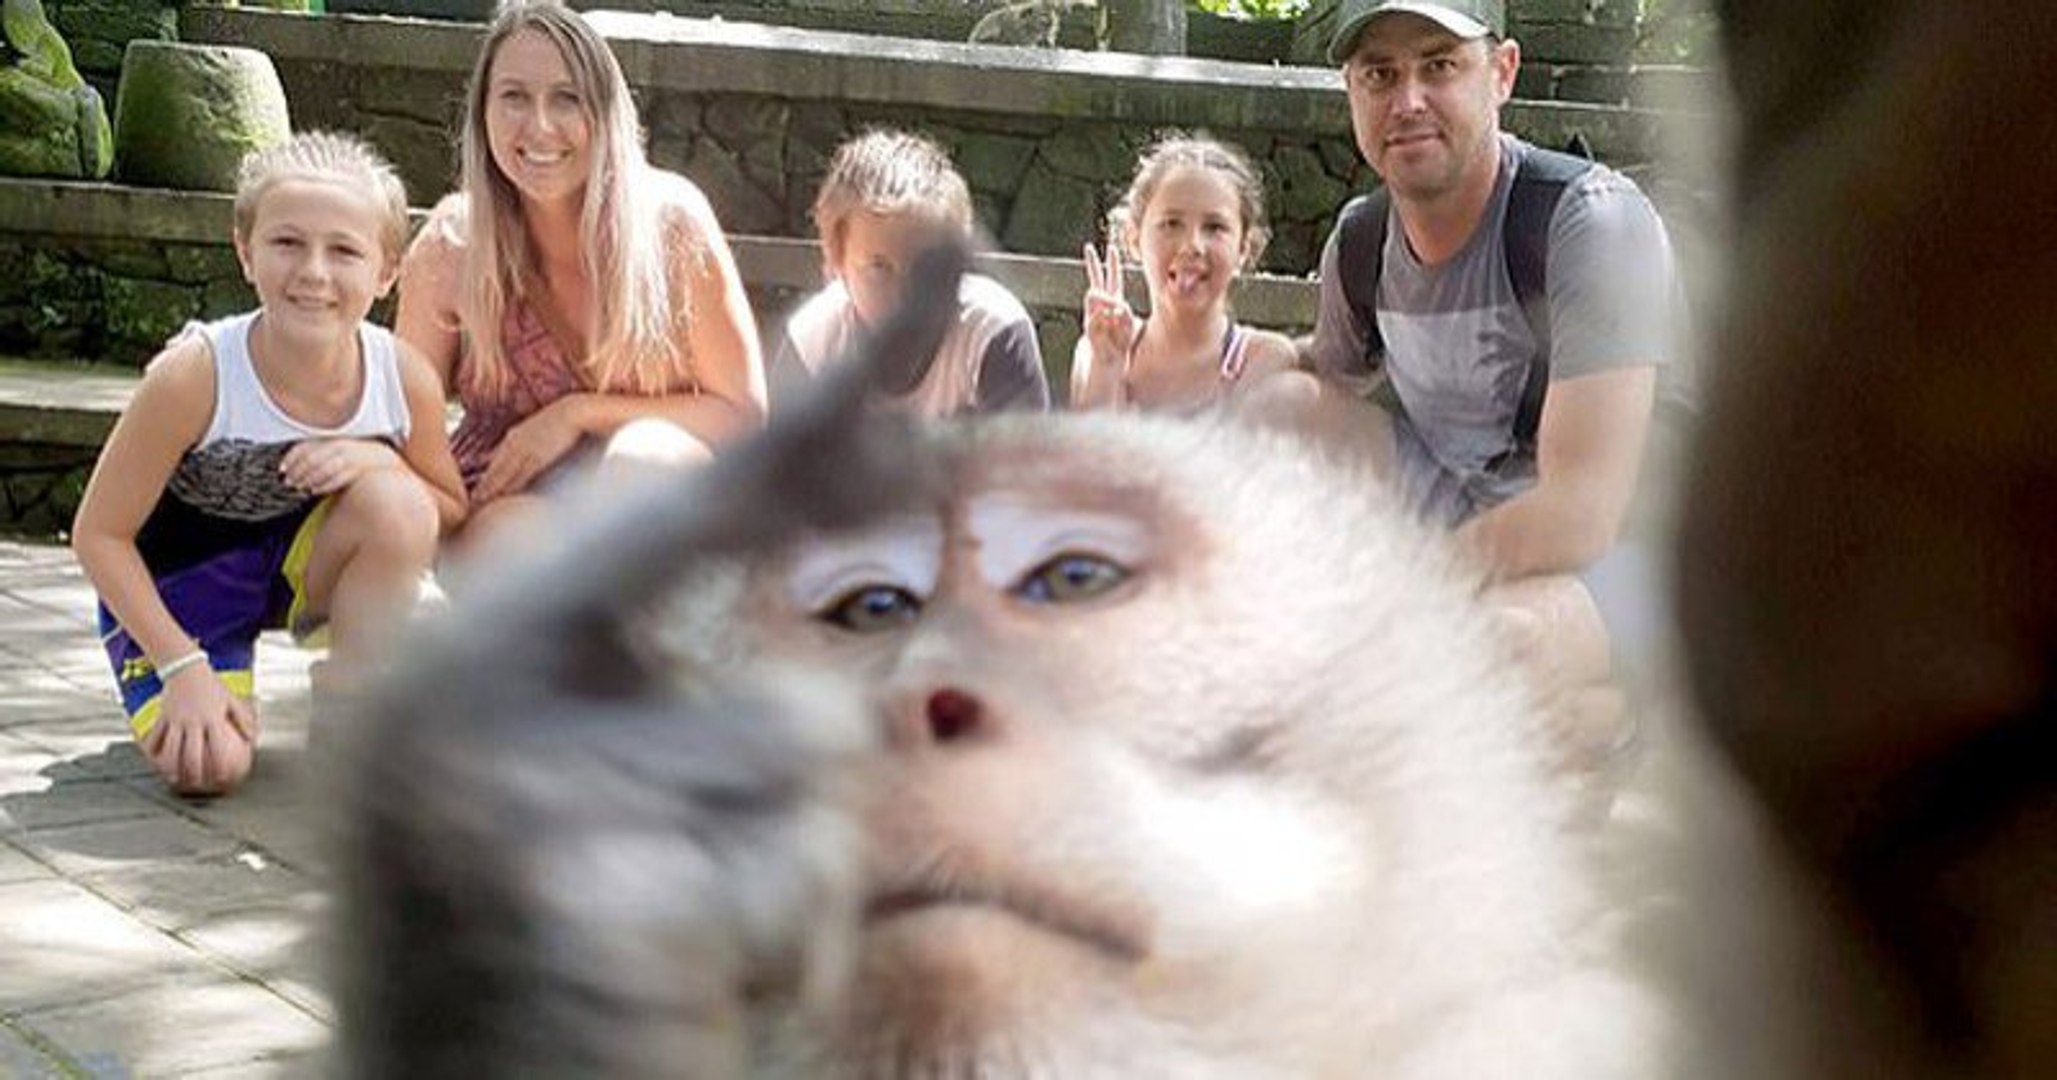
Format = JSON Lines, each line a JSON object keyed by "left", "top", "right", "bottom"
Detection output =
{"left": 1072, "top": 136, "right": 1297, "bottom": 411}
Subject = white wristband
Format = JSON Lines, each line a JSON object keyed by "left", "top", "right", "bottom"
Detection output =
{"left": 156, "top": 649, "right": 211, "bottom": 682}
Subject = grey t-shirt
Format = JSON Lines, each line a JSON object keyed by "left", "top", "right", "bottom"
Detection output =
{"left": 768, "top": 272, "right": 1049, "bottom": 418}
{"left": 1309, "top": 135, "right": 1677, "bottom": 526}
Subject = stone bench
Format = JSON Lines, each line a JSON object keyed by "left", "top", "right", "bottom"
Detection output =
{"left": 0, "top": 357, "right": 137, "bottom": 448}
{"left": 0, "top": 358, "right": 134, "bottom": 537}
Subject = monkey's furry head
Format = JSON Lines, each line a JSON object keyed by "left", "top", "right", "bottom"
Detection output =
{"left": 661, "top": 411, "right": 1657, "bottom": 1077}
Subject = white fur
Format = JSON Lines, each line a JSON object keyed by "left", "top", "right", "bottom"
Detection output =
{"left": 668, "top": 411, "right": 1671, "bottom": 1077}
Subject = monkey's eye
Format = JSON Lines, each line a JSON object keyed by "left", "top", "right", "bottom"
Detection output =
{"left": 818, "top": 584, "right": 923, "bottom": 633}
{"left": 1013, "top": 553, "right": 1129, "bottom": 605}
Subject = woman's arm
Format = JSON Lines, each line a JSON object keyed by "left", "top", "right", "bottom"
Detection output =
{"left": 393, "top": 344, "right": 469, "bottom": 532}
{"left": 513, "top": 178, "right": 768, "bottom": 443}
{"left": 656, "top": 174, "right": 768, "bottom": 442}
{"left": 394, "top": 195, "right": 468, "bottom": 396}
{"left": 468, "top": 179, "right": 768, "bottom": 501}
{"left": 71, "top": 337, "right": 217, "bottom": 667}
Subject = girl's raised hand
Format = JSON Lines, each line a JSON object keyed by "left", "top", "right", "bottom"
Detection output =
{"left": 1080, "top": 241, "right": 1139, "bottom": 377}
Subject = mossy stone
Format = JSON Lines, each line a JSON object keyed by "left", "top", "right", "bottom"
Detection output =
{"left": 103, "top": 273, "right": 198, "bottom": 349}
{"left": 113, "top": 40, "right": 289, "bottom": 191}
{"left": 0, "top": 66, "right": 107, "bottom": 178}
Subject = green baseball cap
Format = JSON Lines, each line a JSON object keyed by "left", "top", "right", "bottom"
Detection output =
{"left": 1327, "top": 0, "right": 1508, "bottom": 63}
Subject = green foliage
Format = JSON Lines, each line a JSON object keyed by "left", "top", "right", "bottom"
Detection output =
{"left": 1189, "top": 0, "right": 1310, "bottom": 22}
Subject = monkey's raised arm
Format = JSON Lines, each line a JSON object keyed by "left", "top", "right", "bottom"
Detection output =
{"left": 333, "top": 243, "right": 971, "bottom": 1080}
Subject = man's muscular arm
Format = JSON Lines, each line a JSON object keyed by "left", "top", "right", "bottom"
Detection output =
{"left": 1457, "top": 364, "right": 1654, "bottom": 580}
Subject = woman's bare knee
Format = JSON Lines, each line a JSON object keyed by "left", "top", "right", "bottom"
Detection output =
{"left": 605, "top": 418, "right": 715, "bottom": 472}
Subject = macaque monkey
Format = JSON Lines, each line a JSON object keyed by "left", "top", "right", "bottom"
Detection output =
{"left": 332, "top": 248, "right": 1663, "bottom": 1076}
{"left": 335, "top": 0, "right": 2057, "bottom": 1073}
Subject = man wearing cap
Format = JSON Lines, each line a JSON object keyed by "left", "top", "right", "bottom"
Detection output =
{"left": 1305, "top": 0, "right": 1679, "bottom": 769}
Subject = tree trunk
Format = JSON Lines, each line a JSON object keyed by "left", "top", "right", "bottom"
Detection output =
{"left": 1101, "top": 0, "right": 1186, "bottom": 56}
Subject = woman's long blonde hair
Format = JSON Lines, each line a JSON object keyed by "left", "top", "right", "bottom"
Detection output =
{"left": 457, "top": 0, "right": 696, "bottom": 398}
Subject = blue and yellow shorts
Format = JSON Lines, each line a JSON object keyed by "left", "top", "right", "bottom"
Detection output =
{"left": 99, "top": 499, "right": 333, "bottom": 740}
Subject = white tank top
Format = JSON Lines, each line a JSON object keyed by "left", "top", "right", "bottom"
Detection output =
{"left": 163, "top": 310, "right": 413, "bottom": 521}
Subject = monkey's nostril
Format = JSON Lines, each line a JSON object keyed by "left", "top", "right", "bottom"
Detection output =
{"left": 926, "top": 688, "right": 982, "bottom": 743}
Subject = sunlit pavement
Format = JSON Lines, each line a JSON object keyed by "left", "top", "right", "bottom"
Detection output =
{"left": 1, "top": 540, "right": 330, "bottom": 1077}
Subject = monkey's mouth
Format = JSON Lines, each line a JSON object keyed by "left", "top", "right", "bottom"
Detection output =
{"left": 864, "top": 886, "right": 1147, "bottom": 963}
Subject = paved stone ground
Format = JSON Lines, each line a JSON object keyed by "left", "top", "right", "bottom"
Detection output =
{"left": 0, "top": 539, "right": 330, "bottom": 1077}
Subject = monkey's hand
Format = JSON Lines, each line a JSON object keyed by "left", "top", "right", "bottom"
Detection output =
{"left": 333, "top": 669, "right": 873, "bottom": 1080}
{"left": 332, "top": 236, "right": 962, "bottom": 1079}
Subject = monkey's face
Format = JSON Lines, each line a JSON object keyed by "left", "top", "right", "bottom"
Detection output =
{"left": 703, "top": 414, "right": 1553, "bottom": 1073}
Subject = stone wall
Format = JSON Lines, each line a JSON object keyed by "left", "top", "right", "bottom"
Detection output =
{"left": 1510, "top": 0, "right": 1719, "bottom": 110}
{"left": 0, "top": 442, "right": 94, "bottom": 539}
{"left": 326, "top": 0, "right": 1330, "bottom": 66}
{"left": 4, "top": 7, "right": 1717, "bottom": 363}
{"left": 0, "top": 177, "right": 1320, "bottom": 373}
{"left": 183, "top": 7, "right": 1688, "bottom": 281}
{"left": 43, "top": 0, "right": 181, "bottom": 105}
{"left": 577, "top": 0, "right": 1718, "bottom": 107}
{"left": 0, "top": 183, "right": 251, "bottom": 364}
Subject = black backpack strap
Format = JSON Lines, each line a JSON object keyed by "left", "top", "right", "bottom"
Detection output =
{"left": 1497, "top": 145, "right": 1594, "bottom": 467}
{"left": 1333, "top": 188, "right": 1391, "bottom": 375}
{"left": 1334, "top": 188, "right": 1410, "bottom": 413}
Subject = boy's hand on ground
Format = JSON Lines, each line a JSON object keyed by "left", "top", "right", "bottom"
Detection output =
{"left": 281, "top": 438, "right": 402, "bottom": 495}
{"left": 473, "top": 397, "right": 584, "bottom": 502}
{"left": 144, "top": 671, "right": 255, "bottom": 793}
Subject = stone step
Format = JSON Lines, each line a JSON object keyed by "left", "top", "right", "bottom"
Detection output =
{"left": 0, "top": 358, "right": 138, "bottom": 449}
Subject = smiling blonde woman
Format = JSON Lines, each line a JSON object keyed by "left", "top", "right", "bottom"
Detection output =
{"left": 396, "top": 0, "right": 766, "bottom": 549}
